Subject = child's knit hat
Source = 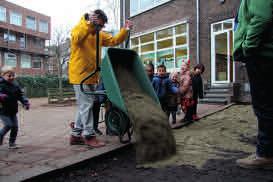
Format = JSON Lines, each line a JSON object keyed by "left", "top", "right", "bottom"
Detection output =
{"left": 1, "top": 66, "right": 15, "bottom": 76}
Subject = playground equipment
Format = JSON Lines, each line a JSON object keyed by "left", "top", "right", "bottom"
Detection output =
{"left": 80, "top": 27, "right": 159, "bottom": 144}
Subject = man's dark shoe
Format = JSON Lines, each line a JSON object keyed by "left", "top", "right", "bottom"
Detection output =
{"left": 94, "top": 129, "right": 103, "bottom": 136}
{"left": 70, "top": 135, "right": 85, "bottom": 145}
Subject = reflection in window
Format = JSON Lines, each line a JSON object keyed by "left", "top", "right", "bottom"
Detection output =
{"left": 156, "top": 28, "right": 172, "bottom": 40}
{"left": 4, "top": 32, "right": 16, "bottom": 42}
{"left": 4, "top": 53, "right": 17, "bottom": 67}
{"left": 32, "top": 57, "right": 42, "bottom": 68}
{"left": 0, "top": 6, "right": 6, "bottom": 22}
{"left": 26, "top": 16, "right": 36, "bottom": 30}
{"left": 175, "top": 24, "right": 187, "bottom": 34}
{"left": 131, "top": 37, "right": 139, "bottom": 47}
{"left": 157, "top": 39, "right": 172, "bottom": 49}
{"left": 141, "top": 53, "right": 155, "bottom": 65}
{"left": 130, "top": 0, "right": 171, "bottom": 16}
{"left": 157, "top": 49, "right": 174, "bottom": 69}
{"left": 213, "top": 23, "right": 222, "bottom": 32}
{"left": 140, "top": 33, "right": 154, "bottom": 43}
{"left": 175, "top": 47, "right": 187, "bottom": 68}
{"left": 19, "top": 35, "right": 26, "bottom": 48}
{"left": 21, "top": 54, "right": 31, "bottom": 68}
{"left": 10, "top": 11, "right": 22, "bottom": 26}
{"left": 176, "top": 35, "right": 187, "bottom": 45}
{"left": 130, "top": 22, "right": 188, "bottom": 71}
{"left": 39, "top": 20, "right": 48, "bottom": 33}
{"left": 141, "top": 43, "right": 154, "bottom": 53}
{"left": 140, "top": 0, "right": 153, "bottom": 9}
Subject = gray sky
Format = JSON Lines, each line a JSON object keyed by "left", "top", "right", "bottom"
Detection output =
{"left": 6, "top": 0, "right": 118, "bottom": 34}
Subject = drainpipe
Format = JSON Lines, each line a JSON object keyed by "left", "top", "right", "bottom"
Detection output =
{"left": 122, "top": 0, "right": 126, "bottom": 48}
{"left": 196, "top": 0, "right": 200, "bottom": 64}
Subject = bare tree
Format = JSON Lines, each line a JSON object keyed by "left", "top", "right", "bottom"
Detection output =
{"left": 104, "top": 0, "right": 120, "bottom": 29}
{"left": 51, "top": 25, "right": 71, "bottom": 101}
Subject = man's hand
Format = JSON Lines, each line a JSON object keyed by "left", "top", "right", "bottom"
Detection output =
{"left": 89, "top": 12, "right": 100, "bottom": 25}
{"left": 124, "top": 20, "right": 133, "bottom": 30}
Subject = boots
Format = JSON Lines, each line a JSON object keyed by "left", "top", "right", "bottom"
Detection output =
{"left": 84, "top": 136, "right": 105, "bottom": 148}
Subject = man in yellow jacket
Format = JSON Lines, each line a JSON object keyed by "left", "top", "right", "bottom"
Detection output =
{"left": 69, "top": 9, "right": 132, "bottom": 148}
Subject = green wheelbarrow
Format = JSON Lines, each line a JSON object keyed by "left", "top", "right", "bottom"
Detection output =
{"left": 80, "top": 28, "right": 159, "bottom": 143}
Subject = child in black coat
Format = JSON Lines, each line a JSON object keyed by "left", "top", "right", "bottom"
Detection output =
{"left": 0, "top": 66, "right": 30, "bottom": 149}
{"left": 191, "top": 64, "right": 205, "bottom": 121}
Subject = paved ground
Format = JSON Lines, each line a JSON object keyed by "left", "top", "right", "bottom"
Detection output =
{"left": 0, "top": 98, "right": 228, "bottom": 182}
{"left": 36, "top": 105, "right": 273, "bottom": 182}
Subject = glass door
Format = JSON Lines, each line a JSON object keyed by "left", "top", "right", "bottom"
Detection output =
{"left": 211, "top": 20, "right": 234, "bottom": 84}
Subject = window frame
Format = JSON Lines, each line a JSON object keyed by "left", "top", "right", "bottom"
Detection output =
{"left": 0, "top": 6, "right": 6, "bottom": 22}
{"left": 39, "top": 20, "right": 49, "bottom": 33}
{"left": 32, "top": 56, "right": 42, "bottom": 69}
{"left": 10, "top": 11, "right": 22, "bottom": 26}
{"left": 130, "top": 0, "right": 171, "bottom": 17}
{"left": 4, "top": 52, "right": 17, "bottom": 68}
{"left": 26, "top": 16, "right": 36, "bottom": 31}
{"left": 130, "top": 21, "right": 189, "bottom": 72}
{"left": 21, "top": 54, "right": 31, "bottom": 68}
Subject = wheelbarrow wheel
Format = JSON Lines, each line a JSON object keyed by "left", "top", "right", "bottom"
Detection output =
{"left": 105, "top": 107, "right": 132, "bottom": 143}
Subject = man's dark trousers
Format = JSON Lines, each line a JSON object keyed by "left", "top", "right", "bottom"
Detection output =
{"left": 246, "top": 58, "right": 273, "bottom": 158}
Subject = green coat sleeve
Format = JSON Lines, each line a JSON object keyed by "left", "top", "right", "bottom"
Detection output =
{"left": 242, "top": 0, "right": 273, "bottom": 57}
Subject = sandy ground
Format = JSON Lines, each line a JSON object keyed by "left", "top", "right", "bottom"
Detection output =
{"left": 31, "top": 105, "right": 273, "bottom": 182}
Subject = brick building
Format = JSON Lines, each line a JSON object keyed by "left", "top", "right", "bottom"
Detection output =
{"left": 0, "top": 0, "right": 51, "bottom": 75}
{"left": 121, "top": 0, "right": 250, "bottom": 103}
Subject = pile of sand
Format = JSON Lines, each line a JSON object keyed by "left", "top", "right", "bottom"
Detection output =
{"left": 114, "top": 64, "right": 176, "bottom": 164}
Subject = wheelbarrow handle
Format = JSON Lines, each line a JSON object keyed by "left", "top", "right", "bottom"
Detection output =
{"left": 80, "top": 25, "right": 101, "bottom": 95}
{"left": 125, "top": 30, "right": 130, "bottom": 48}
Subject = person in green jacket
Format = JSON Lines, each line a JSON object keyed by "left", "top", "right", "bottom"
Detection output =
{"left": 233, "top": 0, "right": 273, "bottom": 169}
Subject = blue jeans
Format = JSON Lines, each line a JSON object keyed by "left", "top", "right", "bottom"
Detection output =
{"left": 0, "top": 114, "right": 18, "bottom": 144}
{"left": 246, "top": 59, "right": 273, "bottom": 158}
{"left": 71, "top": 84, "right": 96, "bottom": 138}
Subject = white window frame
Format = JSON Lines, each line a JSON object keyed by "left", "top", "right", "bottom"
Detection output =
{"left": 130, "top": 0, "right": 171, "bottom": 17}
{"left": 130, "top": 21, "right": 189, "bottom": 73}
{"left": 39, "top": 20, "right": 48, "bottom": 33}
{"left": 21, "top": 54, "right": 31, "bottom": 68}
{"left": 0, "top": 6, "right": 6, "bottom": 22}
{"left": 10, "top": 11, "right": 22, "bottom": 26}
{"left": 211, "top": 19, "right": 235, "bottom": 85}
{"left": 4, "top": 53, "right": 17, "bottom": 67}
{"left": 4, "top": 32, "right": 16, "bottom": 42}
{"left": 26, "top": 16, "right": 36, "bottom": 30}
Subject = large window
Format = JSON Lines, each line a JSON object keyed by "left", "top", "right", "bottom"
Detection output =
{"left": 4, "top": 32, "right": 16, "bottom": 42}
{"left": 39, "top": 20, "right": 48, "bottom": 33}
{"left": 10, "top": 11, "right": 22, "bottom": 26}
{"left": 130, "top": 22, "right": 189, "bottom": 72}
{"left": 19, "top": 34, "right": 26, "bottom": 48}
{"left": 32, "top": 57, "right": 42, "bottom": 68}
{"left": 0, "top": 6, "right": 6, "bottom": 22}
{"left": 21, "top": 54, "right": 31, "bottom": 68}
{"left": 4, "top": 53, "right": 17, "bottom": 67}
{"left": 130, "top": 0, "right": 171, "bottom": 16}
{"left": 26, "top": 16, "right": 36, "bottom": 30}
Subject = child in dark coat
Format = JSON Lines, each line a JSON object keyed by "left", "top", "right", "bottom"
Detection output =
{"left": 0, "top": 66, "right": 30, "bottom": 149}
{"left": 167, "top": 72, "right": 179, "bottom": 124}
{"left": 191, "top": 64, "right": 205, "bottom": 121}
{"left": 152, "top": 64, "right": 178, "bottom": 114}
